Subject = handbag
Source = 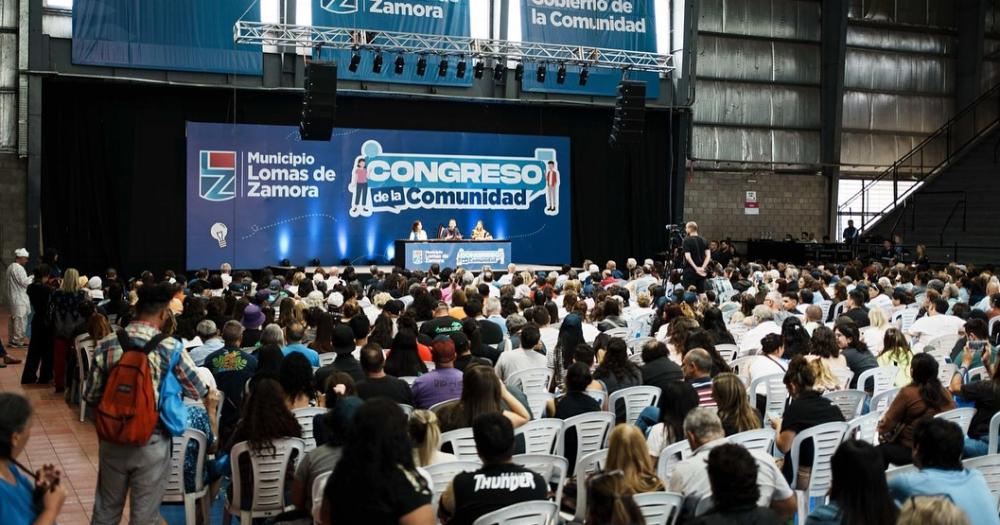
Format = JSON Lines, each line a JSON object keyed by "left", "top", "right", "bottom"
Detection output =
{"left": 158, "top": 344, "right": 188, "bottom": 437}
{"left": 879, "top": 405, "right": 928, "bottom": 444}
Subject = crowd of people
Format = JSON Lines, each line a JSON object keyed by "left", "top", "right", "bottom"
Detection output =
{"left": 1, "top": 228, "right": 999, "bottom": 524}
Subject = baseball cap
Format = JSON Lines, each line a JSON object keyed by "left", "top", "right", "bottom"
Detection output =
{"left": 327, "top": 292, "right": 344, "bottom": 308}
{"left": 331, "top": 324, "right": 355, "bottom": 353}
{"left": 269, "top": 279, "right": 281, "bottom": 292}
{"left": 431, "top": 337, "right": 457, "bottom": 364}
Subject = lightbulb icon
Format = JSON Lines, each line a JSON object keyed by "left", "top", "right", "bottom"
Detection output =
{"left": 210, "top": 222, "right": 229, "bottom": 248}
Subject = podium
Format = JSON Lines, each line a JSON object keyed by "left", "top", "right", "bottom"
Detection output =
{"left": 394, "top": 239, "right": 512, "bottom": 271}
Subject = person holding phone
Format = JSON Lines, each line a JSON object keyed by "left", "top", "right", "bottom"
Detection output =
{"left": 949, "top": 322, "right": 999, "bottom": 458}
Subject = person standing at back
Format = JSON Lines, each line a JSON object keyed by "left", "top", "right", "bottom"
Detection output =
{"left": 85, "top": 283, "right": 209, "bottom": 525}
{"left": 682, "top": 222, "right": 711, "bottom": 293}
{"left": 3, "top": 248, "right": 31, "bottom": 351}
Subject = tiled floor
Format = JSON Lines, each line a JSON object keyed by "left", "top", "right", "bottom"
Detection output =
{"left": 0, "top": 313, "right": 224, "bottom": 524}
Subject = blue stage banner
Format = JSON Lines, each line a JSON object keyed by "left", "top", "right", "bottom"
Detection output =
{"left": 518, "top": 0, "right": 659, "bottom": 98}
{"left": 312, "top": 0, "right": 473, "bottom": 87}
{"left": 403, "top": 241, "right": 512, "bottom": 271}
{"left": 186, "top": 122, "right": 571, "bottom": 269}
{"left": 72, "top": 0, "right": 262, "bottom": 75}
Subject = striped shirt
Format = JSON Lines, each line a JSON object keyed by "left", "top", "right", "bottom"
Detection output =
{"left": 687, "top": 377, "right": 717, "bottom": 408}
{"left": 85, "top": 321, "right": 207, "bottom": 405}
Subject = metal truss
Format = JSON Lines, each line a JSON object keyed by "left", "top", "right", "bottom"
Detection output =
{"left": 234, "top": 21, "right": 674, "bottom": 73}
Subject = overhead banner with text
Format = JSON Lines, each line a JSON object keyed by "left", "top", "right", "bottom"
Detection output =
{"left": 312, "top": 0, "right": 473, "bottom": 87}
{"left": 519, "top": 0, "right": 659, "bottom": 97}
{"left": 186, "top": 122, "right": 571, "bottom": 269}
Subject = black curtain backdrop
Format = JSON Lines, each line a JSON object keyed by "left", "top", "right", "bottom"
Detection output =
{"left": 41, "top": 78, "right": 679, "bottom": 277}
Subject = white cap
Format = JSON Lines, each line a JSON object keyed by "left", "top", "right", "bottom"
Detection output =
{"left": 88, "top": 276, "right": 102, "bottom": 290}
{"left": 14, "top": 248, "right": 28, "bottom": 258}
{"left": 327, "top": 292, "right": 344, "bottom": 308}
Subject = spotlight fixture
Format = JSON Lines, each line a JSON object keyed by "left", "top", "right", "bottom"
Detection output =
{"left": 456, "top": 59, "right": 467, "bottom": 78}
{"left": 416, "top": 56, "right": 427, "bottom": 76}
{"left": 536, "top": 64, "right": 546, "bottom": 82}
{"left": 493, "top": 62, "right": 505, "bottom": 81}
{"left": 473, "top": 60, "right": 485, "bottom": 79}
{"left": 394, "top": 55, "right": 405, "bottom": 74}
{"left": 348, "top": 52, "right": 361, "bottom": 72}
{"left": 438, "top": 58, "right": 449, "bottom": 77}
{"left": 556, "top": 64, "right": 567, "bottom": 84}
{"left": 372, "top": 52, "right": 384, "bottom": 73}
{"left": 579, "top": 67, "right": 589, "bottom": 85}
{"left": 514, "top": 63, "right": 524, "bottom": 81}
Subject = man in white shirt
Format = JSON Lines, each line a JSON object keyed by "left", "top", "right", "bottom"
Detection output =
{"left": 740, "top": 305, "right": 781, "bottom": 354}
{"left": 188, "top": 320, "right": 224, "bottom": 366}
{"left": 495, "top": 325, "right": 547, "bottom": 382}
{"left": 498, "top": 263, "right": 517, "bottom": 286}
{"left": 909, "top": 298, "right": 966, "bottom": 351}
{"left": 669, "top": 408, "right": 796, "bottom": 520}
{"left": 3, "top": 248, "right": 32, "bottom": 347}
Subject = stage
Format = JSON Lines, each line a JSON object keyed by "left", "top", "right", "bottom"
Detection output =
{"left": 302, "top": 263, "right": 566, "bottom": 276}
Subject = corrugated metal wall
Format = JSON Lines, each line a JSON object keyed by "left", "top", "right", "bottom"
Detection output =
{"left": 0, "top": 0, "right": 17, "bottom": 151}
{"left": 839, "top": 0, "right": 956, "bottom": 172}
{"left": 986, "top": 0, "right": 1000, "bottom": 94}
{"left": 691, "top": 0, "right": 822, "bottom": 166}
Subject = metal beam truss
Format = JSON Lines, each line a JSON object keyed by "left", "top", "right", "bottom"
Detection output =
{"left": 234, "top": 21, "right": 674, "bottom": 74}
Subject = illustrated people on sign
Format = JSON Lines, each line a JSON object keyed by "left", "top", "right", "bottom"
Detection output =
{"left": 544, "top": 160, "right": 559, "bottom": 213}
{"left": 350, "top": 157, "right": 370, "bottom": 216}
{"left": 470, "top": 220, "right": 493, "bottom": 241}
{"left": 440, "top": 219, "right": 462, "bottom": 240}
{"left": 410, "top": 220, "right": 428, "bottom": 241}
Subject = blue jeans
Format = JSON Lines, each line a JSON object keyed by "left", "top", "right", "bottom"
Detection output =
{"left": 964, "top": 435, "right": 989, "bottom": 458}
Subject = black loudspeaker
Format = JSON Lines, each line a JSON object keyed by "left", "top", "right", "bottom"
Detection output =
{"left": 300, "top": 62, "right": 337, "bottom": 141}
{"left": 609, "top": 80, "right": 646, "bottom": 147}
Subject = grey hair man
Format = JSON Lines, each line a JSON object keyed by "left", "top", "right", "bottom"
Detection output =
{"left": 188, "top": 320, "right": 221, "bottom": 366}
{"left": 740, "top": 305, "right": 781, "bottom": 354}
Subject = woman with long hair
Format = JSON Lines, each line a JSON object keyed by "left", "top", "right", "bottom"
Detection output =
{"left": 808, "top": 326, "right": 850, "bottom": 390}
{"left": 279, "top": 352, "right": 315, "bottom": 410}
{"left": 384, "top": 330, "right": 428, "bottom": 378}
{"left": 549, "top": 314, "right": 586, "bottom": 388}
{"left": 49, "top": 268, "right": 88, "bottom": 392}
{"left": 876, "top": 353, "right": 955, "bottom": 467}
{"left": 324, "top": 399, "right": 432, "bottom": 524}
{"left": 309, "top": 312, "right": 335, "bottom": 355}
{"left": 585, "top": 471, "right": 646, "bottom": 525}
{"left": 409, "top": 409, "right": 455, "bottom": 467}
{"left": 646, "top": 381, "right": 700, "bottom": 457}
{"left": 604, "top": 425, "right": 663, "bottom": 494}
{"left": 877, "top": 328, "right": 913, "bottom": 386}
{"left": 807, "top": 439, "right": 897, "bottom": 525}
{"left": 701, "top": 307, "right": 735, "bottom": 346}
{"left": 368, "top": 311, "right": 395, "bottom": 350}
{"left": 712, "top": 373, "right": 761, "bottom": 435}
{"left": 438, "top": 364, "right": 529, "bottom": 432}
{"left": 781, "top": 316, "right": 811, "bottom": 359}
{"left": 835, "top": 322, "right": 878, "bottom": 390}
{"left": 594, "top": 338, "right": 641, "bottom": 395}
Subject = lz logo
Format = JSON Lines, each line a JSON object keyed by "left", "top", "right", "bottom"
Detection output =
{"left": 319, "top": 0, "right": 359, "bottom": 14}
{"left": 199, "top": 151, "right": 236, "bottom": 202}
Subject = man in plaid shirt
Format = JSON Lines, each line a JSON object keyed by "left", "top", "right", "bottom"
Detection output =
{"left": 85, "top": 282, "right": 209, "bottom": 525}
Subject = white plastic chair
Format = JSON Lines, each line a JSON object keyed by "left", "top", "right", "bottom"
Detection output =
{"left": 293, "top": 407, "right": 326, "bottom": 452}
{"left": 832, "top": 368, "right": 854, "bottom": 390}
{"left": 843, "top": 412, "right": 880, "bottom": 445}
{"left": 399, "top": 376, "right": 417, "bottom": 386}
{"left": 823, "top": 390, "right": 867, "bottom": 421}
{"left": 74, "top": 336, "right": 96, "bottom": 422}
{"left": 424, "top": 460, "right": 482, "bottom": 517}
{"left": 989, "top": 411, "right": 1000, "bottom": 455}
{"left": 856, "top": 366, "right": 897, "bottom": 396}
{"left": 715, "top": 344, "right": 738, "bottom": 362}
{"left": 990, "top": 316, "right": 1000, "bottom": 342}
{"left": 633, "top": 491, "right": 684, "bottom": 525}
{"left": 604, "top": 327, "right": 632, "bottom": 340}
{"left": 318, "top": 353, "right": 336, "bottom": 367}
{"left": 748, "top": 373, "right": 788, "bottom": 418}
{"left": 569, "top": 449, "right": 608, "bottom": 523}
{"left": 162, "top": 429, "right": 210, "bottom": 525}
{"left": 728, "top": 323, "right": 749, "bottom": 345}
{"left": 472, "top": 500, "right": 558, "bottom": 525}
{"left": 937, "top": 362, "right": 959, "bottom": 386}
{"left": 429, "top": 399, "right": 459, "bottom": 414}
{"left": 729, "top": 356, "right": 755, "bottom": 376}
{"left": 655, "top": 439, "right": 692, "bottom": 482}
{"left": 399, "top": 403, "right": 414, "bottom": 416}
{"left": 968, "top": 366, "right": 989, "bottom": 383}
{"left": 963, "top": 455, "right": 1000, "bottom": 511}
{"left": 440, "top": 428, "right": 479, "bottom": 460}
{"left": 898, "top": 308, "right": 919, "bottom": 332}
{"left": 727, "top": 429, "right": 775, "bottom": 455}
{"left": 817, "top": 301, "right": 832, "bottom": 323}
{"left": 923, "top": 333, "right": 961, "bottom": 359}
{"left": 885, "top": 463, "right": 918, "bottom": 481}
{"left": 506, "top": 367, "right": 553, "bottom": 394}
{"left": 869, "top": 387, "right": 901, "bottom": 416}
{"left": 935, "top": 407, "right": 977, "bottom": 435}
{"left": 513, "top": 454, "right": 569, "bottom": 509}
{"left": 515, "top": 418, "right": 563, "bottom": 455}
{"left": 525, "top": 391, "right": 554, "bottom": 420}
{"left": 607, "top": 385, "right": 662, "bottom": 425}
{"left": 224, "top": 437, "right": 305, "bottom": 524}
{"left": 556, "top": 412, "right": 614, "bottom": 463}
{"left": 311, "top": 470, "right": 331, "bottom": 524}
{"left": 789, "top": 422, "right": 847, "bottom": 522}
{"left": 584, "top": 388, "right": 609, "bottom": 410}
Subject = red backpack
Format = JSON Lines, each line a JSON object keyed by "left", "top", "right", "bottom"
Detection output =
{"left": 95, "top": 331, "right": 167, "bottom": 445}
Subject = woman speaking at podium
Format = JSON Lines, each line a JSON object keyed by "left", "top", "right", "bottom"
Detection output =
{"left": 409, "top": 220, "right": 428, "bottom": 241}
{"left": 470, "top": 220, "right": 493, "bottom": 240}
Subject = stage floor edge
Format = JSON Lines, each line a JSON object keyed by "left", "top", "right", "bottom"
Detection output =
{"left": 302, "top": 264, "right": 565, "bottom": 275}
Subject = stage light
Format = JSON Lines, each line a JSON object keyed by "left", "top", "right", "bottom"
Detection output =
{"left": 348, "top": 52, "right": 361, "bottom": 72}
{"left": 536, "top": 64, "right": 546, "bottom": 82}
{"left": 438, "top": 58, "right": 449, "bottom": 77}
{"left": 579, "top": 68, "right": 589, "bottom": 85}
{"left": 394, "top": 55, "right": 405, "bottom": 74}
{"left": 456, "top": 59, "right": 467, "bottom": 78}
{"left": 473, "top": 60, "right": 485, "bottom": 79}
{"left": 514, "top": 63, "right": 524, "bottom": 81}
{"left": 416, "top": 56, "right": 427, "bottom": 76}
{"left": 372, "top": 52, "right": 384, "bottom": 73}
{"left": 493, "top": 62, "right": 505, "bottom": 81}
{"left": 556, "top": 65, "right": 567, "bottom": 84}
